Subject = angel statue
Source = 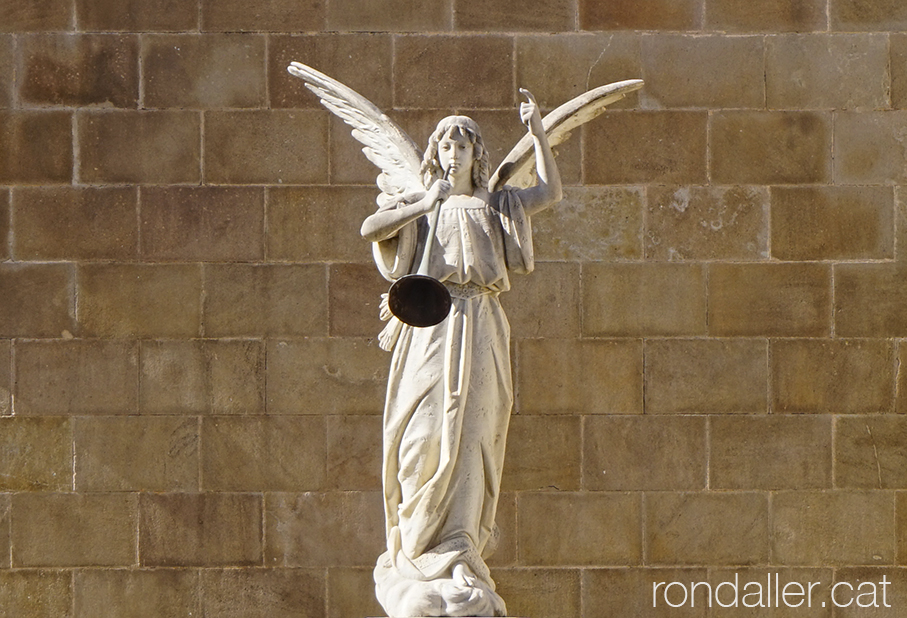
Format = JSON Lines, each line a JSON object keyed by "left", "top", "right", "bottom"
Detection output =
{"left": 288, "top": 61, "right": 642, "bottom": 617}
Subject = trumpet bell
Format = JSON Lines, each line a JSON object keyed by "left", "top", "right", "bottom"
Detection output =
{"left": 388, "top": 274, "right": 452, "bottom": 328}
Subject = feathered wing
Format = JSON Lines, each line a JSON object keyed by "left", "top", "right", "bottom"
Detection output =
{"left": 489, "top": 79, "right": 644, "bottom": 192}
{"left": 287, "top": 61, "right": 424, "bottom": 199}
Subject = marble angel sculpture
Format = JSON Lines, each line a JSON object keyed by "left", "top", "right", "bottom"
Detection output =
{"left": 288, "top": 61, "right": 642, "bottom": 617}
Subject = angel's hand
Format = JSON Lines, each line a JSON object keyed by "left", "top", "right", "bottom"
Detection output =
{"left": 425, "top": 178, "right": 452, "bottom": 210}
{"left": 519, "top": 88, "right": 543, "bottom": 135}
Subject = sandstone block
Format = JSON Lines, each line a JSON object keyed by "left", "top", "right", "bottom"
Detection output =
{"left": 78, "top": 111, "right": 200, "bottom": 184}
{"left": 0, "top": 188, "right": 8, "bottom": 260}
{"left": 265, "top": 492, "right": 384, "bottom": 567}
{"left": 646, "top": 186, "right": 769, "bottom": 261}
{"left": 893, "top": 35, "right": 907, "bottom": 109}
{"left": 835, "top": 112, "right": 907, "bottom": 185}
{"left": 531, "top": 186, "right": 643, "bottom": 261}
{"left": 516, "top": 34, "right": 642, "bottom": 111}
{"left": 641, "top": 35, "right": 764, "bottom": 109}
{"left": 711, "top": 111, "right": 832, "bottom": 184}
{"left": 492, "top": 568, "right": 581, "bottom": 618}
{"left": 201, "top": 568, "right": 325, "bottom": 618}
{"left": 705, "top": 0, "right": 826, "bottom": 32}
{"left": 766, "top": 34, "right": 889, "bottom": 110}
{"left": 831, "top": 0, "right": 907, "bottom": 30}
{"left": 708, "top": 263, "right": 831, "bottom": 337}
{"left": 140, "top": 187, "right": 264, "bottom": 261}
{"left": 76, "top": 0, "right": 198, "bottom": 31}
{"left": 12, "top": 493, "right": 137, "bottom": 567}
{"left": 585, "top": 112, "right": 708, "bottom": 184}
{"left": 326, "top": 415, "right": 382, "bottom": 490}
{"left": 202, "top": 416, "right": 325, "bottom": 491}
{"left": 516, "top": 339, "right": 643, "bottom": 414}
{"left": 269, "top": 34, "right": 392, "bottom": 109}
{"left": 582, "top": 263, "right": 707, "bottom": 336}
{"left": 711, "top": 415, "right": 832, "bottom": 489}
{"left": 835, "top": 416, "right": 907, "bottom": 489}
{"left": 267, "top": 339, "right": 387, "bottom": 415}
{"left": 140, "top": 339, "right": 265, "bottom": 415}
{"left": 143, "top": 34, "right": 266, "bottom": 109}
{"left": 267, "top": 187, "right": 375, "bottom": 263}
{"left": 0, "top": 37, "right": 10, "bottom": 108}
{"left": 74, "top": 570, "right": 198, "bottom": 618}
{"left": 899, "top": 342, "right": 907, "bottom": 414}
{"left": 0, "top": 264, "right": 73, "bottom": 338}
{"left": 204, "top": 110, "right": 328, "bottom": 184}
{"left": 201, "top": 0, "right": 323, "bottom": 31}
{"left": 771, "top": 186, "right": 894, "bottom": 260}
{"left": 326, "top": 0, "right": 448, "bottom": 31}
{"left": 834, "top": 567, "right": 907, "bottom": 617}
{"left": 645, "top": 339, "right": 767, "bottom": 414}
{"left": 486, "top": 492, "right": 516, "bottom": 567}
{"left": 0, "top": 571, "right": 72, "bottom": 618}
{"left": 204, "top": 264, "right": 326, "bottom": 337}
{"left": 79, "top": 264, "right": 202, "bottom": 338}
{"left": 518, "top": 492, "right": 641, "bottom": 566}
{"left": 772, "top": 339, "right": 894, "bottom": 414}
{"left": 773, "top": 491, "right": 894, "bottom": 565}
{"left": 15, "top": 340, "right": 138, "bottom": 415}
{"left": 501, "top": 263, "right": 581, "bottom": 339}
{"left": 900, "top": 494, "right": 907, "bottom": 564}
{"left": 584, "top": 567, "right": 709, "bottom": 618}
{"left": 899, "top": 189, "right": 907, "bottom": 263}
{"left": 709, "top": 567, "right": 834, "bottom": 618}
{"left": 580, "top": 0, "right": 702, "bottom": 30}
{"left": 327, "top": 568, "right": 383, "bottom": 618}
{"left": 74, "top": 416, "right": 198, "bottom": 491}
{"left": 456, "top": 0, "right": 575, "bottom": 31}
{"left": 0, "top": 496, "right": 10, "bottom": 567}
{"left": 0, "top": 111, "right": 72, "bottom": 184}
{"left": 394, "top": 36, "right": 513, "bottom": 108}
{"left": 13, "top": 187, "right": 138, "bottom": 261}
{"left": 0, "top": 339, "right": 9, "bottom": 416}
{"left": 584, "top": 416, "right": 706, "bottom": 491}
{"left": 20, "top": 34, "right": 138, "bottom": 107}
{"left": 0, "top": 417, "right": 72, "bottom": 491}
{"left": 646, "top": 492, "right": 769, "bottom": 565}
{"left": 0, "top": 0, "right": 72, "bottom": 31}
{"left": 328, "top": 263, "right": 391, "bottom": 338}
{"left": 503, "top": 415, "right": 580, "bottom": 491}
{"left": 140, "top": 493, "right": 262, "bottom": 567}
{"left": 835, "top": 264, "right": 907, "bottom": 337}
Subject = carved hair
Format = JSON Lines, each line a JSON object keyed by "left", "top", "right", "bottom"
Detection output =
{"left": 421, "top": 115, "right": 489, "bottom": 190}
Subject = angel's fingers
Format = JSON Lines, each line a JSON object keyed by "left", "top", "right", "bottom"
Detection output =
{"left": 518, "top": 88, "right": 538, "bottom": 106}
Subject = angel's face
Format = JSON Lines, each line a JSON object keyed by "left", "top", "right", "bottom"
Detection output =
{"left": 438, "top": 129, "right": 474, "bottom": 180}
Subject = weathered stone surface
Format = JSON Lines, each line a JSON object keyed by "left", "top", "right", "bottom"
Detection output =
{"left": 328, "top": 263, "right": 390, "bottom": 338}
{"left": 15, "top": 340, "right": 138, "bottom": 415}
{"left": 830, "top": 0, "right": 907, "bottom": 31}
{"left": 493, "top": 569, "right": 581, "bottom": 617}
{"left": 501, "top": 262, "right": 581, "bottom": 339}
{"left": 204, "top": 264, "right": 326, "bottom": 337}
{"left": 711, "top": 111, "right": 832, "bottom": 184}
{"left": 77, "top": 0, "right": 198, "bottom": 31}
{"left": 516, "top": 339, "right": 643, "bottom": 414}
{"left": 202, "top": 416, "right": 326, "bottom": 491}
{"left": 327, "top": 568, "right": 382, "bottom": 618}
{"left": 835, "top": 112, "right": 907, "bottom": 185}
{"left": 584, "top": 416, "right": 706, "bottom": 490}
{"left": 771, "top": 186, "right": 894, "bottom": 260}
{"left": 326, "top": 415, "right": 382, "bottom": 490}
{"left": 12, "top": 493, "right": 137, "bottom": 567}
{"left": 503, "top": 415, "right": 581, "bottom": 491}
{"left": 265, "top": 492, "right": 384, "bottom": 567}
{"left": 0, "top": 571, "right": 73, "bottom": 618}
{"left": 140, "top": 187, "right": 264, "bottom": 261}
{"left": 766, "top": 34, "right": 889, "bottom": 110}
{"left": 0, "top": 340, "right": 8, "bottom": 416}
{"left": 140, "top": 493, "right": 262, "bottom": 567}
{"left": 835, "top": 416, "right": 907, "bottom": 489}
{"left": 646, "top": 185, "right": 768, "bottom": 261}
{"left": 143, "top": 34, "right": 265, "bottom": 109}
{"left": 899, "top": 494, "right": 907, "bottom": 564}
{"left": 326, "top": 0, "right": 447, "bottom": 31}
{"left": 582, "top": 263, "right": 707, "bottom": 336}
{"left": 267, "top": 339, "right": 387, "bottom": 415}
{"left": 74, "top": 569, "right": 198, "bottom": 618}
{"left": 0, "top": 417, "right": 72, "bottom": 491}
{"left": 711, "top": 416, "right": 832, "bottom": 489}
{"left": 899, "top": 342, "right": 907, "bottom": 414}
{"left": 893, "top": 34, "right": 907, "bottom": 109}
{"left": 706, "top": 0, "right": 826, "bottom": 32}
{"left": 0, "top": 37, "right": 11, "bottom": 108}
{"left": 19, "top": 34, "right": 138, "bottom": 107}
{"left": 0, "top": 264, "right": 73, "bottom": 338}
{"left": 201, "top": 569, "right": 325, "bottom": 618}
{"left": 580, "top": 0, "right": 702, "bottom": 30}
{"left": 531, "top": 186, "right": 643, "bottom": 261}
{"left": 835, "top": 265, "right": 907, "bottom": 337}
{"left": 0, "top": 189, "right": 8, "bottom": 261}
{"left": 1, "top": 0, "right": 72, "bottom": 31}
{"left": 708, "top": 263, "right": 831, "bottom": 337}
{"left": 834, "top": 567, "right": 907, "bottom": 617}
{"left": 456, "top": 0, "right": 575, "bottom": 31}
{"left": 201, "top": 0, "right": 323, "bottom": 31}
{"left": 646, "top": 493, "right": 769, "bottom": 565}
{"left": 0, "top": 111, "right": 72, "bottom": 184}
{"left": 78, "top": 264, "right": 202, "bottom": 338}
{"left": 204, "top": 111, "right": 328, "bottom": 184}
{"left": 74, "top": 416, "right": 198, "bottom": 491}
{"left": 518, "top": 493, "right": 641, "bottom": 565}
{"left": 13, "top": 187, "right": 138, "bottom": 260}
{"left": 773, "top": 492, "right": 894, "bottom": 565}
{"left": 641, "top": 35, "right": 764, "bottom": 109}
{"left": 78, "top": 111, "right": 200, "bottom": 184}
{"left": 584, "top": 567, "right": 710, "bottom": 618}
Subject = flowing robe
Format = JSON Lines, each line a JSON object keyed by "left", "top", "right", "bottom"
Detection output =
{"left": 372, "top": 188, "right": 532, "bottom": 617}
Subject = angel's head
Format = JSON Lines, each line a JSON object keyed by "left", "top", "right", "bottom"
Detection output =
{"left": 421, "top": 116, "right": 489, "bottom": 190}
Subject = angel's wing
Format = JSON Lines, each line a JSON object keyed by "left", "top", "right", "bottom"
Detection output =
{"left": 287, "top": 62, "right": 424, "bottom": 199}
{"left": 489, "top": 79, "right": 644, "bottom": 192}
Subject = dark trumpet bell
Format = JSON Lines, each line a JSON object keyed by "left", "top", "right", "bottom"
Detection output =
{"left": 388, "top": 274, "right": 452, "bottom": 328}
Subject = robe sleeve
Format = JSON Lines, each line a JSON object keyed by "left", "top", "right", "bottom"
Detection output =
{"left": 494, "top": 187, "right": 535, "bottom": 275}
{"left": 372, "top": 195, "right": 419, "bottom": 283}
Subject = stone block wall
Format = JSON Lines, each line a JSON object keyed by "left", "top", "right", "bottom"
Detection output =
{"left": 2, "top": 1, "right": 906, "bottom": 616}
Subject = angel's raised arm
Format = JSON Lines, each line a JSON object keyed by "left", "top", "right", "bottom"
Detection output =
{"left": 512, "top": 89, "right": 562, "bottom": 216}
